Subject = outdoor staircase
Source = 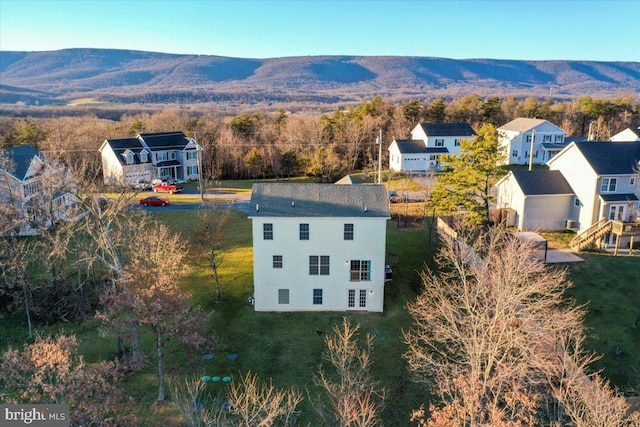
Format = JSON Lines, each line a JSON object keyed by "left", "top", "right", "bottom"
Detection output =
{"left": 569, "top": 218, "right": 612, "bottom": 251}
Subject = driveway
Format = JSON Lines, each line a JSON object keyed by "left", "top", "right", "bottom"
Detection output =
{"left": 134, "top": 190, "right": 250, "bottom": 214}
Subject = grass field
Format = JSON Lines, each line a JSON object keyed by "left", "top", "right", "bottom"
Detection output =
{"left": 1, "top": 182, "right": 638, "bottom": 424}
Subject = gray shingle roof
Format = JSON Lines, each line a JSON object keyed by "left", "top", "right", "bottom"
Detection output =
{"left": 249, "top": 183, "right": 390, "bottom": 218}
{"left": 1, "top": 145, "right": 42, "bottom": 181}
{"left": 392, "top": 139, "right": 427, "bottom": 154}
{"left": 511, "top": 170, "right": 574, "bottom": 196}
{"left": 139, "top": 132, "right": 191, "bottom": 149}
{"left": 418, "top": 123, "right": 475, "bottom": 137}
{"left": 498, "top": 118, "right": 548, "bottom": 132}
{"left": 574, "top": 141, "right": 640, "bottom": 175}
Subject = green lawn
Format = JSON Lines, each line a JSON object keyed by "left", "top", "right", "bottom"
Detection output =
{"left": 564, "top": 253, "right": 640, "bottom": 392}
{"left": 2, "top": 196, "right": 638, "bottom": 424}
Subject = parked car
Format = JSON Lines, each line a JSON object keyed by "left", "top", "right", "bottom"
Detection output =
{"left": 140, "top": 196, "right": 170, "bottom": 207}
{"left": 388, "top": 190, "right": 398, "bottom": 203}
{"left": 152, "top": 180, "right": 183, "bottom": 194}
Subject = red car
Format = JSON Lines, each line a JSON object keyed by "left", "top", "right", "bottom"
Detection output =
{"left": 140, "top": 196, "right": 170, "bottom": 207}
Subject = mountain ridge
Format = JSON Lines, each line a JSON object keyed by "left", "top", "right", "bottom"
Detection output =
{"left": 1, "top": 48, "right": 638, "bottom": 109}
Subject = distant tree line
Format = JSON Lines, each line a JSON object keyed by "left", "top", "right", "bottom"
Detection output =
{"left": 1, "top": 95, "right": 638, "bottom": 182}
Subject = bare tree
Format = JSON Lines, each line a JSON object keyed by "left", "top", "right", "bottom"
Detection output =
{"left": 222, "top": 372, "right": 303, "bottom": 427}
{"left": 314, "top": 318, "right": 386, "bottom": 427}
{"left": 404, "top": 227, "right": 634, "bottom": 426}
{"left": 111, "top": 220, "right": 215, "bottom": 401}
{"left": 190, "top": 208, "right": 228, "bottom": 303}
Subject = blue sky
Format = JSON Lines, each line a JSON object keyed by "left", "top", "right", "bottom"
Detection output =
{"left": 0, "top": 0, "right": 638, "bottom": 61}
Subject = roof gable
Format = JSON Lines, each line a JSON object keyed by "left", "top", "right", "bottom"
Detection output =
{"left": 249, "top": 183, "right": 390, "bottom": 218}
{"left": 574, "top": 141, "right": 640, "bottom": 175}
{"left": 1, "top": 145, "right": 43, "bottom": 181}
{"left": 510, "top": 170, "right": 574, "bottom": 196}
{"left": 499, "top": 118, "right": 563, "bottom": 134}
{"left": 417, "top": 122, "right": 475, "bottom": 137}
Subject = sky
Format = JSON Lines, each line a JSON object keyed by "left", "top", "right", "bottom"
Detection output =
{"left": 0, "top": 0, "right": 638, "bottom": 62}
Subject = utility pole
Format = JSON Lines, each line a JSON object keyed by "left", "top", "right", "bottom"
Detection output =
{"left": 376, "top": 129, "right": 382, "bottom": 184}
{"left": 528, "top": 129, "right": 535, "bottom": 171}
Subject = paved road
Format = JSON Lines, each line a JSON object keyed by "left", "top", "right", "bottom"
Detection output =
{"left": 135, "top": 190, "right": 250, "bottom": 214}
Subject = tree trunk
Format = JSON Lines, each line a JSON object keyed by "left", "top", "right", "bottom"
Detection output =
{"left": 211, "top": 250, "right": 221, "bottom": 303}
{"left": 22, "top": 279, "right": 33, "bottom": 338}
{"left": 157, "top": 328, "right": 165, "bottom": 401}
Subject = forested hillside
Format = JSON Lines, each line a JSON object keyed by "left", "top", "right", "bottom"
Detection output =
{"left": 1, "top": 49, "right": 639, "bottom": 111}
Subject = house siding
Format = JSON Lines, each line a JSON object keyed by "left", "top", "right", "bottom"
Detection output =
{"left": 252, "top": 216, "right": 387, "bottom": 312}
{"left": 548, "top": 145, "right": 599, "bottom": 232}
{"left": 522, "top": 195, "right": 575, "bottom": 230}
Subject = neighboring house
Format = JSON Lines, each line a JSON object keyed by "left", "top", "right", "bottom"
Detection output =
{"left": 495, "top": 170, "right": 576, "bottom": 231}
{"left": 99, "top": 131, "right": 201, "bottom": 185}
{"left": 248, "top": 183, "right": 390, "bottom": 312}
{"left": 498, "top": 118, "right": 567, "bottom": 165}
{"left": 0, "top": 145, "right": 78, "bottom": 236}
{"left": 610, "top": 127, "right": 640, "bottom": 142}
{"left": 547, "top": 141, "right": 640, "bottom": 247}
{"left": 496, "top": 141, "right": 640, "bottom": 249}
{"left": 388, "top": 123, "right": 475, "bottom": 172}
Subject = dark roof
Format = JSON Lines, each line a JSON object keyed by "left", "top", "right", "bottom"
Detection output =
{"left": 106, "top": 137, "right": 142, "bottom": 150}
{"left": 392, "top": 139, "right": 427, "bottom": 154}
{"left": 1, "top": 145, "right": 42, "bottom": 181}
{"left": 600, "top": 193, "right": 639, "bottom": 202}
{"left": 511, "top": 170, "right": 574, "bottom": 196}
{"left": 574, "top": 141, "right": 640, "bottom": 175}
{"left": 249, "top": 183, "right": 390, "bottom": 218}
{"left": 156, "top": 160, "right": 181, "bottom": 167}
{"left": 139, "top": 132, "right": 191, "bottom": 150}
{"left": 418, "top": 123, "right": 475, "bottom": 137}
{"left": 541, "top": 142, "right": 568, "bottom": 151}
{"left": 424, "top": 147, "right": 449, "bottom": 154}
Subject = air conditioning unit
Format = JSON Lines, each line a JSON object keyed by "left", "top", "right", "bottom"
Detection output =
{"left": 566, "top": 219, "right": 577, "bottom": 229}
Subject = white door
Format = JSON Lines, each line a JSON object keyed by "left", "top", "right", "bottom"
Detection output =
{"left": 605, "top": 204, "right": 626, "bottom": 245}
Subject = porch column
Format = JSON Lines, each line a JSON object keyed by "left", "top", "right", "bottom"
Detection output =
{"left": 614, "top": 234, "right": 620, "bottom": 256}
{"left": 630, "top": 236, "right": 635, "bottom": 256}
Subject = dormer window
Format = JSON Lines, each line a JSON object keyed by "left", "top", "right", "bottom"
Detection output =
{"left": 140, "top": 151, "right": 148, "bottom": 163}
{"left": 125, "top": 152, "right": 134, "bottom": 164}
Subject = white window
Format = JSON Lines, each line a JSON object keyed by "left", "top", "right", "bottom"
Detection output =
{"left": 140, "top": 151, "right": 148, "bottom": 162}
{"left": 309, "top": 256, "right": 330, "bottom": 275}
{"left": 526, "top": 135, "right": 532, "bottom": 143}
{"left": 263, "top": 223, "right": 273, "bottom": 240}
{"left": 186, "top": 151, "right": 197, "bottom": 160}
{"left": 512, "top": 150, "right": 518, "bottom": 157}
{"left": 543, "top": 135, "right": 552, "bottom": 142}
{"left": 22, "top": 181, "right": 40, "bottom": 197}
{"left": 350, "top": 260, "right": 371, "bottom": 281}
{"left": 344, "top": 223, "right": 354, "bottom": 240}
{"left": 156, "top": 152, "right": 168, "bottom": 162}
{"left": 630, "top": 176, "right": 636, "bottom": 186}
{"left": 554, "top": 135, "right": 564, "bottom": 142}
{"left": 299, "top": 223, "right": 309, "bottom": 240}
{"left": 273, "top": 255, "right": 283, "bottom": 268}
{"left": 170, "top": 152, "right": 176, "bottom": 160}
{"left": 600, "top": 177, "right": 617, "bottom": 193}
{"left": 278, "top": 289, "right": 289, "bottom": 304}
{"left": 454, "top": 138, "right": 461, "bottom": 146}
{"left": 313, "top": 289, "right": 323, "bottom": 305}
{"left": 187, "top": 165, "right": 198, "bottom": 175}
{"left": 125, "top": 152, "right": 134, "bottom": 164}
{"left": 574, "top": 197, "right": 581, "bottom": 207}
{"left": 435, "top": 138, "right": 444, "bottom": 147}
{"left": 429, "top": 155, "right": 437, "bottom": 161}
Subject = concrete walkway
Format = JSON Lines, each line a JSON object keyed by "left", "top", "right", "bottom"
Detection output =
{"left": 542, "top": 249, "right": 584, "bottom": 264}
